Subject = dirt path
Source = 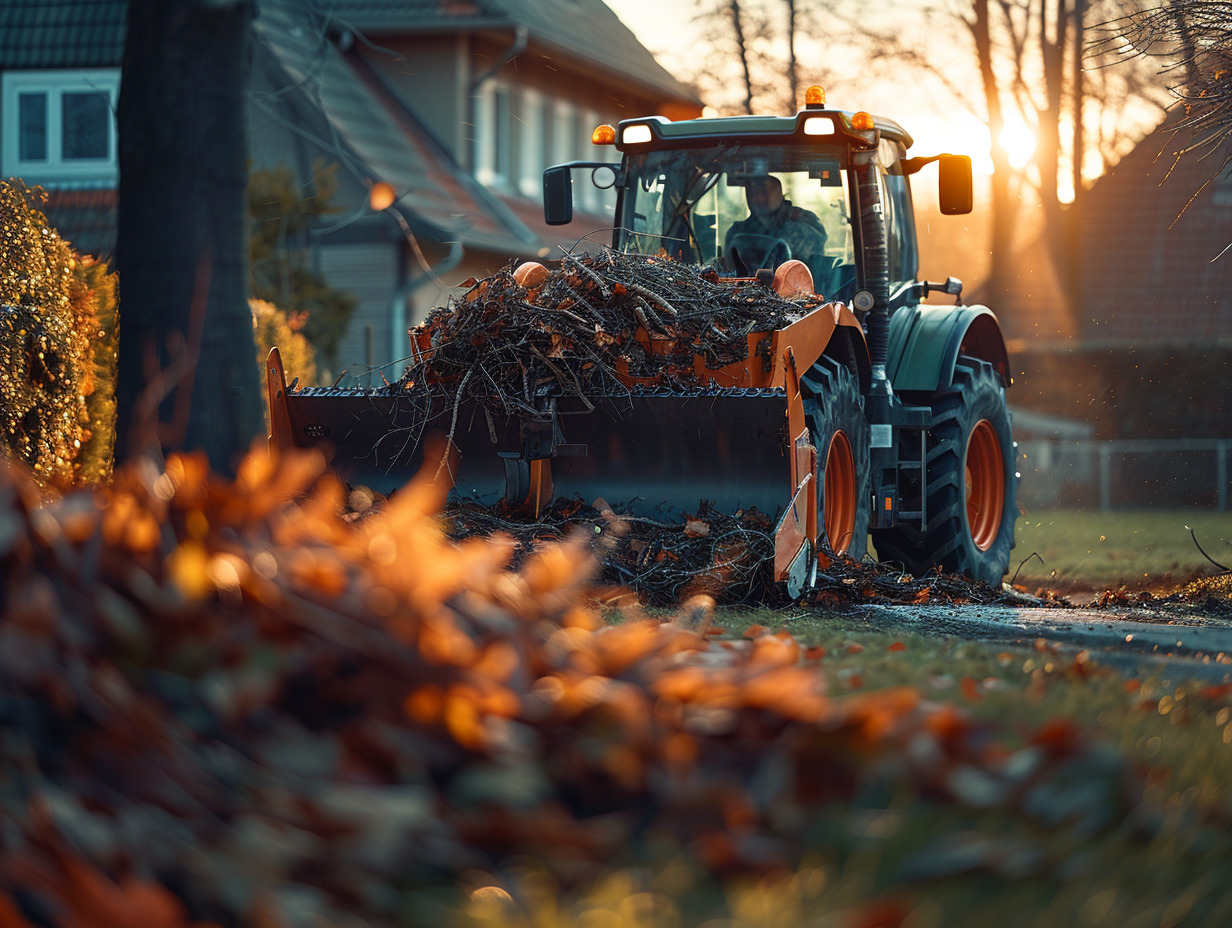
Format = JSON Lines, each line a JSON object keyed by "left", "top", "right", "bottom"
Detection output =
{"left": 852, "top": 597, "right": 1232, "bottom": 682}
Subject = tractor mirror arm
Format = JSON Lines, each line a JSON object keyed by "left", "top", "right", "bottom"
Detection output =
{"left": 543, "top": 161, "right": 624, "bottom": 225}
{"left": 902, "top": 154, "right": 973, "bottom": 215}
{"left": 892, "top": 277, "right": 964, "bottom": 309}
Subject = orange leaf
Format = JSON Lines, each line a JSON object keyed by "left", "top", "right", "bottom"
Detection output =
{"left": 683, "top": 517, "right": 710, "bottom": 538}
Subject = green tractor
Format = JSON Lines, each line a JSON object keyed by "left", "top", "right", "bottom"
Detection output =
{"left": 268, "top": 89, "right": 1017, "bottom": 592}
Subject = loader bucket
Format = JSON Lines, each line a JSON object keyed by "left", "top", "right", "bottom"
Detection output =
{"left": 536, "top": 390, "right": 793, "bottom": 518}
{"left": 272, "top": 383, "right": 795, "bottom": 521}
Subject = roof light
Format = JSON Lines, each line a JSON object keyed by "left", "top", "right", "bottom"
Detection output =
{"left": 802, "top": 116, "right": 835, "bottom": 136}
{"left": 622, "top": 124, "right": 653, "bottom": 145}
{"left": 805, "top": 85, "right": 825, "bottom": 107}
{"left": 851, "top": 111, "right": 875, "bottom": 131}
{"left": 591, "top": 124, "right": 616, "bottom": 145}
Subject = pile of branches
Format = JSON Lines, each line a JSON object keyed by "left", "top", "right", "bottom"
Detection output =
{"left": 394, "top": 250, "right": 820, "bottom": 414}
{"left": 0, "top": 447, "right": 1152, "bottom": 926}
{"left": 444, "top": 497, "right": 780, "bottom": 605}
{"left": 443, "top": 496, "right": 1016, "bottom": 608}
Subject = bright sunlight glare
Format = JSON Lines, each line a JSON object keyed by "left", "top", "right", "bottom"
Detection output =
{"left": 999, "top": 120, "right": 1037, "bottom": 169}
{"left": 909, "top": 116, "right": 994, "bottom": 175}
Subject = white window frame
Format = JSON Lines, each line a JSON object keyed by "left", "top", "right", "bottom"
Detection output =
{"left": 1, "top": 69, "right": 119, "bottom": 185}
{"left": 551, "top": 98, "right": 575, "bottom": 168}
{"left": 474, "top": 80, "right": 513, "bottom": 191}
{"left": 518, "top": 86, "right": 544, "bottom": 198}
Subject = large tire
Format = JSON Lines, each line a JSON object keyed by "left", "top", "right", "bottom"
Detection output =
{"left": 872, "top": 356, "right": 1017, "bottom": 585}
{"left": 802, "top": 356, "right": 870, "bottom": 561}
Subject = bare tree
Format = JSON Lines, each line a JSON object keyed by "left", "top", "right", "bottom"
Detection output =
{"left": 851, "top": 0, "right": 1168, "bottom": 306}
{"left": 1097, "top": 0, "right": 1232, "bottom": 167}
{"left": 688, "top": 0, "right": 847, "bottom": 114}
{"left": 115, "top": 0, "right": 264, "bottom": 474}
{"left": 731, "top": 0, "right": 756, "bottom": 112}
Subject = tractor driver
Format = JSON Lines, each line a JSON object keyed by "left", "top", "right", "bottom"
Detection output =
{"left": 723, "top": 175, "right": 828, "bottom": 280}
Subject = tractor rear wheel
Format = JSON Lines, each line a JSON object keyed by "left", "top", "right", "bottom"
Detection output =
{"left": 872, "top": 356, "right": 1016, "bottom": 585}
{"left": 804, "top": 356, "right": 870, "bottom": 561}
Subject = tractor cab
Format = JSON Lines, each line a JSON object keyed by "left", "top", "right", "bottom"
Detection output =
{"left": 545, "top": 100, "right": 970, "bottom": 308}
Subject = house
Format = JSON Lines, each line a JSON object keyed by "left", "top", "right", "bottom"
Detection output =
{"left": 0, "top": 0, "right": 702, "bottom": 380}
{"left": 1003, "top": 120, "right": 1232, "bottom": 507}
{"left": 1074, "top": 120, "right": 1232, "bottom": 345}
{"left": 1006, "top": 119, "right": 1232, "bottom": 440}
{"left": 0, "top": 0, "right": 125, "bottom": 258}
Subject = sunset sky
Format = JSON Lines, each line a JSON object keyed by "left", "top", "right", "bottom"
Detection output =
{"left": 603, "top": 0, "right": 1010, "bottom": 170}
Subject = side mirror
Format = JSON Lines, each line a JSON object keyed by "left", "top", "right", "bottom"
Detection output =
{"left": 938, "top": 155, "right": 973, "bottom": 215}
{"left": 544, "top": 165, "right": 573, "bottom": 225}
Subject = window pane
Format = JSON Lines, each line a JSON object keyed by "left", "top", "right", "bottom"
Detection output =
{"left": 19, "top": 93, "right": 47, "bottom": 161}
{"left": 62, "top": 91, "right": 110, "bottom": 160}
{"left": 493, "top": 87, "right": 511, "bottom": 180}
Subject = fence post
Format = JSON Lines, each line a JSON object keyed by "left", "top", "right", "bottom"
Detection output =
{"left": 1099, "top": 444, "right": 1113, "bottom": 511}
{"left": 1219, "top": 441, "right": 1228, "bottom": 512}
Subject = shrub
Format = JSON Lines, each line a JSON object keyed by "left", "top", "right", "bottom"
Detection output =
{"left": 252, "top": 298, "right": 318, "bottom": 421}
{"left": 0, "top": 180, "right": 119, "bottom": 487}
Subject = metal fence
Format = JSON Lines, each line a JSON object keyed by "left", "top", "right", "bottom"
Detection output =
{"left": 1016, "top": 439, "right": 1231, "bottom": 511}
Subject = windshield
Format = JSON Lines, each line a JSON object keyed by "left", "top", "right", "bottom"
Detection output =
{"left": 618, "top": 143, "right": 857, "bottom": 299}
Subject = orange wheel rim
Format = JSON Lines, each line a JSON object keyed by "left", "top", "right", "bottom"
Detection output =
{"left": 965, "top": 419, "right": 1005, "bottom": 551}
{"left": 824, "top": 430, "right": 857, "bottom": 554}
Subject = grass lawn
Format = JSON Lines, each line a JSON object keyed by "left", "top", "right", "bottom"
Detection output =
{"left": 472, "top": 603, "right": 1232, "bottom": 928}
{"left": 599, "top": 511, "right": 1232, "bottom": 928}
{"left": 987, "top": 508, "right": 1230, "bottom": 592}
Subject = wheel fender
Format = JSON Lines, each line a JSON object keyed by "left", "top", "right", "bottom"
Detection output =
{"left": 886, "top": 304, "right": 1011, "bottom": 393}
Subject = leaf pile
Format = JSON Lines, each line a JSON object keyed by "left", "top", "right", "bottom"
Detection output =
{"left": 395, "top": 251, "right": 821, "bottom": 412}
{"left": 0, "top": 448, "right": 1157, "bottom": 926}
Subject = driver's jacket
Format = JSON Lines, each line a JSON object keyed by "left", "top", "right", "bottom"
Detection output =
{"left": 724, "top": 199, "right": 828, "bottom": 269}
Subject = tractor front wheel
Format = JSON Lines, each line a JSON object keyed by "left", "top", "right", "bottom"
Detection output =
{"left": 873, "top": 356, "right": 1016, "bottom": 585}
{"left": 804, "top": 356, "right": 870, "bottom": 561}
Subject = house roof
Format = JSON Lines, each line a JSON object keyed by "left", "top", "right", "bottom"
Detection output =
{"left": 0, "top": 0, "right": 125, "bottom": 69}
{"left": 253, "top": 0, "right": 542, "bottom": 257}
{"left": 4, "top": 0, "right": 687, "bottom": 263}
{"left": 1077, "top": 119, "right": 1232, "bottom": 344}
{"left": 319, "top": 0, "right": 700, "bottom": 105}
{"left": 42, "top": 187, "right": 118, "bottom": 259}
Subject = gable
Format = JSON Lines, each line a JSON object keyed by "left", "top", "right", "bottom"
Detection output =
{"left": 1078, "top": 120, "right": 1232, "bottom": 344}
{"left": 323, "top": 0, "right": 700, "bottom": 105}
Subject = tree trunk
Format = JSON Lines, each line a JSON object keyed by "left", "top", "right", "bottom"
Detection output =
{"left": 1036, "top": 0, "right": 1067, "bottom": 290}
{"left": 730, "top": 0, "right": 755, "bottom": 113}
{"left": 785, "top": 0, "right": 798, "bottom": 108}
{"left": 115, "top": 0, "right": 262, "bottom": 476}
{"left": 971, "top": 0, "right": 1017, "bottom": 306}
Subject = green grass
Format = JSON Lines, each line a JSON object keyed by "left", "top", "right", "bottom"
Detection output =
{"left": 1007, "top": 508, "right": 1232, "bottom": 591}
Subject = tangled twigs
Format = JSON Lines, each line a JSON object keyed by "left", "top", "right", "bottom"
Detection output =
{"left": 443, "top": 494, "right": 1017, "bottom": 608}
{"left": 444, "top": 497, "right": 779, "bottom": 605}
{"left": 393, "top": 250, "right": 822, "bottom": 419}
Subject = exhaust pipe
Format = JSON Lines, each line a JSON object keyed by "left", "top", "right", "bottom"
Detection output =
{"left": 855, "top": 160, "right": 897, "bottom": 528}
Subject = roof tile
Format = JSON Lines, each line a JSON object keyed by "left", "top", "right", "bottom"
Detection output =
{"left": 0, "top": 0, "right": 126, "bottom": 70}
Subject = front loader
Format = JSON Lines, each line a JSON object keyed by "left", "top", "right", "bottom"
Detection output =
{"left": 267, "top": 88, "right": 1018, "bottom": 593}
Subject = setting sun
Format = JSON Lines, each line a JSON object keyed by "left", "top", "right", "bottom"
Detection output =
{"left": 998, "top": 119, "right": 1037, "bottom": 169}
